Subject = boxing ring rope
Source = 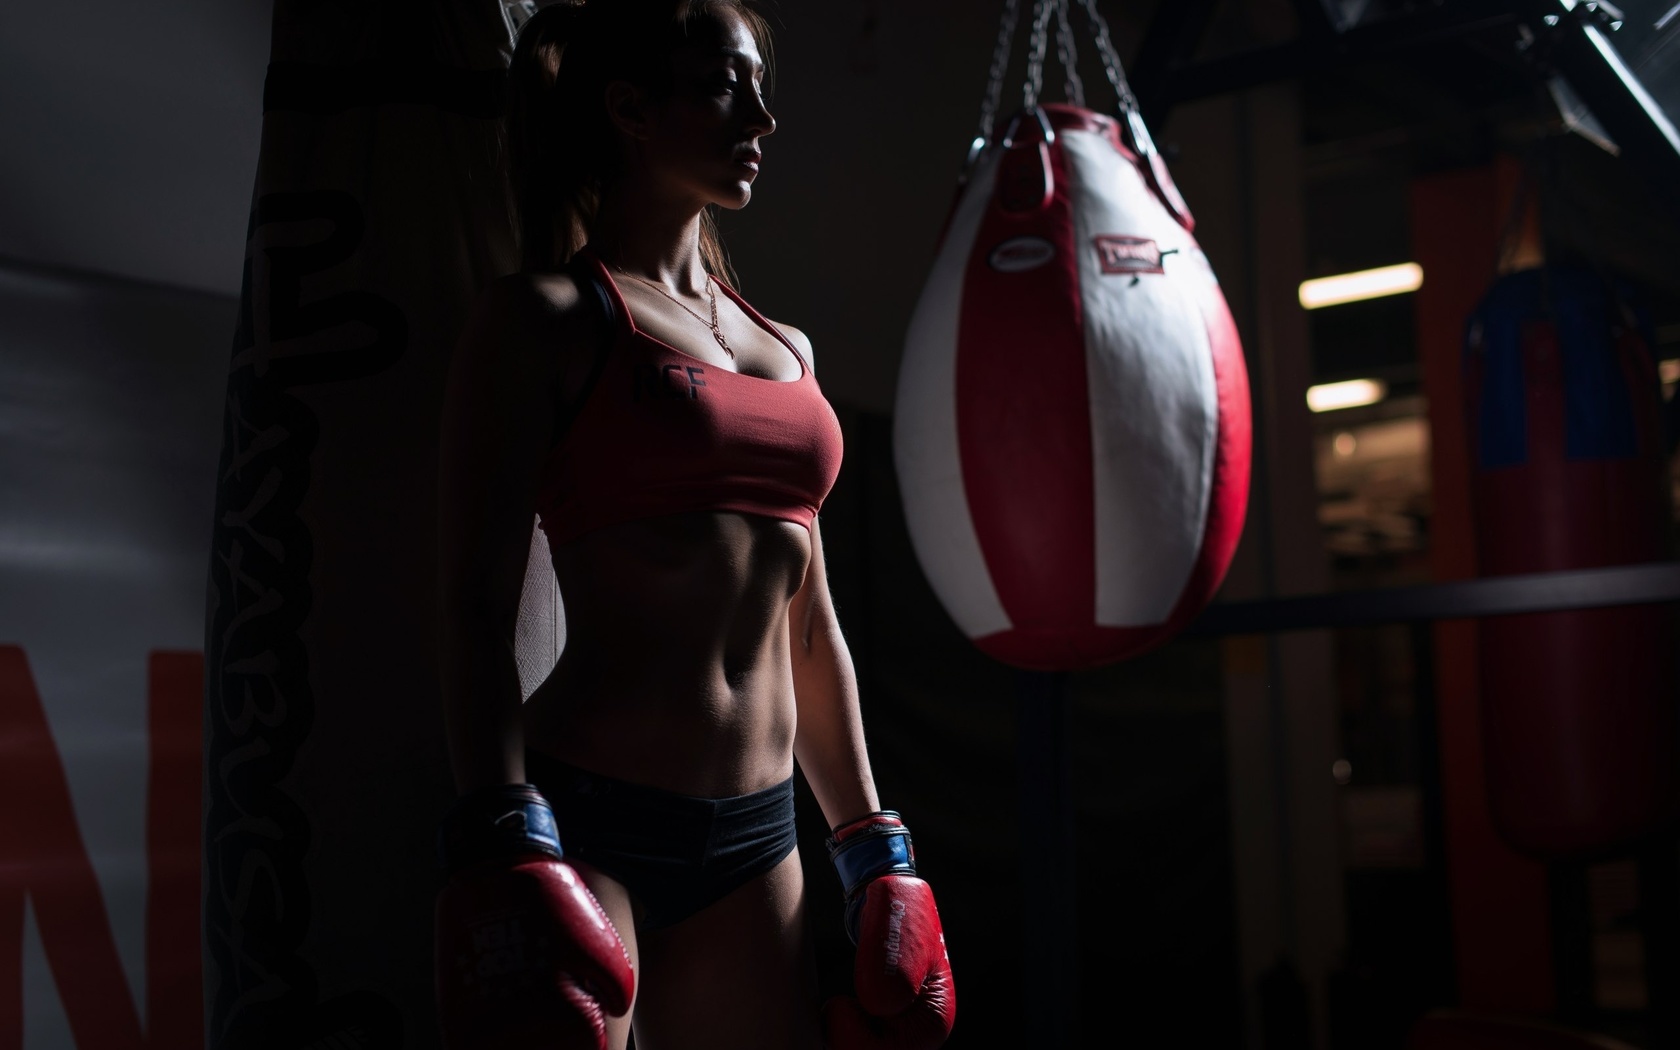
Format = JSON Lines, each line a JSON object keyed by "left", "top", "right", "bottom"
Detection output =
{"left": 1186, "top": 561, "right": 1680, "bottom": 636}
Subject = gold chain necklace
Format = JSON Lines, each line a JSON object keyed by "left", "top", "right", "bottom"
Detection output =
{"left": 611, "top": 262, "right": 735, "bottom": 360}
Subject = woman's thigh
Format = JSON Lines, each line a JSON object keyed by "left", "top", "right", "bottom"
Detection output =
{"left": 570, "top": 860, "right": 642, "bottom": 1050}
{"left": 631, "top": 848, "right": 821, "bottom": 1050}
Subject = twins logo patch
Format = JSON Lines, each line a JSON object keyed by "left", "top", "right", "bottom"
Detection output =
{"left": 1093, "top": 235, "right": 1172, "bottom": 275}
{"left": 987, "top": 236, "right": 1056, "bottom": 273}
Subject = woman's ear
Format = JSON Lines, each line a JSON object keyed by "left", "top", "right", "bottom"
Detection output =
{"left": 604, "top": 80, "right": 652, "bottom": 141}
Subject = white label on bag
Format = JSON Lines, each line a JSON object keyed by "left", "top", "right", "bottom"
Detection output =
{"left": 987, "top": 236, "right": 1056, "bottom": 273}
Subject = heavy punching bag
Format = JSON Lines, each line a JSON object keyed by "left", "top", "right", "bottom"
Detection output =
{"left": 894, "top": 0, "right": 1251, "bottom": 672}
{"left": 1464, "top": 264, "right": 1678, "bottom": 858}
{"left": 204, "top": 3, "right": 565, "bottom": 1046}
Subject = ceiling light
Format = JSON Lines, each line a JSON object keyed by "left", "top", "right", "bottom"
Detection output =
{"left": 1299, "top": 264, "right": 1424, "bottom": 309}
{"left": 1307, "top": 379, "right": 1388, "bottom": 413}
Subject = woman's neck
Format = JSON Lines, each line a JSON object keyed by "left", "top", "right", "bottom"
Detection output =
{"left": 588, "top": 177, "right": 710, "bottom": 293}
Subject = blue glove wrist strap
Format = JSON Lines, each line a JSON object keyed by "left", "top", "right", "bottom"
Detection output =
{"left": 437, "top": 783, "right": 563, "bottom": 873}
{"left": 826, "top": 812, "right": 918, "bottom": 946}
{"left": 826, "top": 812, "right": 917, "bottom": 897}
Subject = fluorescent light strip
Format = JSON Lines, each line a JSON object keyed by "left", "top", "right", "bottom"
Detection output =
{"left": 1298, "top": 263, "right": 1424, "bottom": 309}
{"left": 1307, "top": 378, "right": 1388, "bottom": 413}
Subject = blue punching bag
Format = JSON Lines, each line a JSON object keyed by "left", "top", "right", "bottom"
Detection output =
{"left": 1464, "top": 265, "right": 1677, "bottom": 859}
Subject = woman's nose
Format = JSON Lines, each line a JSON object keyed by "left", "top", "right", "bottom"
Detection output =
{"left": 747, "top": 90, "right": 775, "bottom": 137}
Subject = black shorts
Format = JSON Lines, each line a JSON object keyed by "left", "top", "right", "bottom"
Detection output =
{"left": 526, "top": 751, "right": 799, "bottom": 931}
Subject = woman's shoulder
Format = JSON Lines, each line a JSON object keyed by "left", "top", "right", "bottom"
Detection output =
{"left": 765, "top": 319, "right": 815, "bottom": 373}
{"left": 478, "top": 269, "right": 597, "bottom": 329}
{"left": 470, "top": 269, "right": 611, "bottom": 362}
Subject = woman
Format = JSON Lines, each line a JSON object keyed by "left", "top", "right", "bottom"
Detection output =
{"left": 433, "top": 3, "right": 955, "bottom": 1048}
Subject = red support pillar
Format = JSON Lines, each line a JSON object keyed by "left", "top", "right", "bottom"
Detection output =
{"left": 146, "top": 651, "right": 205, "bottom": 1050}
{"left": 1409, "top": 159, "right": 1555, "bottom": 1013}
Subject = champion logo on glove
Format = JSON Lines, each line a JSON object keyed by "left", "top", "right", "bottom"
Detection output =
{"left": 884, "top": 898, "right": 907, "bottom": 970}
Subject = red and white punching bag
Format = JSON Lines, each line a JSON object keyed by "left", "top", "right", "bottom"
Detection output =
{"left": 894, "top": 102, "right": 1251, "bottom": 672}
{"left": 1465, "top": 265, "right": 1678, "bottom": 858}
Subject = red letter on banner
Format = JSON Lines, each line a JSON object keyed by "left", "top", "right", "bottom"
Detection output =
{"left": 0, "top": 646, "right": 202, "bottom": 1050}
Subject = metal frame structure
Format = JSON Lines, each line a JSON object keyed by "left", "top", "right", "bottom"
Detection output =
{"left": 1128, "top": 0, "right": 1680, "bottom": 205}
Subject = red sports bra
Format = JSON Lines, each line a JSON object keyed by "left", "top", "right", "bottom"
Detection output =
{"left": 534, "top": 251, "right": 845, "bottom": 545}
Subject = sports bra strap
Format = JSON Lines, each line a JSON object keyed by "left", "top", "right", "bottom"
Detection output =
{"left": 569, "top": 251, "right": 619, "bottom": 330}
{"left": 551, "top": 254, "right": 616, "bottom": 448}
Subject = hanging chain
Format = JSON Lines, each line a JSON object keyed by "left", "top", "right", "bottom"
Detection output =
{"left": 975, "top": 0, "right": 1024, "bottom": 150}
{"left": 1076, "top": 0, "right": 1139, "bottom": 113}
{"left": 968, "top": 0, "right": 1139, "bottom": 171}
{"left": 1022, "top": 0, "right": 1056, "bottom": 110}
{"left": 1053, "top": 0, "right": 1086, "bottom": 108}
{"left": 499, "top": 0, "right": 537, "bottom": 47}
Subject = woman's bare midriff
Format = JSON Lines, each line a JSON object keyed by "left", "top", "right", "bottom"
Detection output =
{"left": 520, "top": 507, "right": 812, "bottom": 799}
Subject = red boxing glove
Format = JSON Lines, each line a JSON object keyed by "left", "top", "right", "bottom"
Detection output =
{"left": 823, "top": 814, "right": 956, "bottom": 1049}
{"left": 435, "top": 785, "right": 635, "bottom": 1050}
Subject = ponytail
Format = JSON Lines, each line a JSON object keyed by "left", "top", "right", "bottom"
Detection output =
{"left": 503, "top": 0, "right": 772, "bottom": 284}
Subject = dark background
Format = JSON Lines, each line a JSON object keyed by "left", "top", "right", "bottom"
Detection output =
{"left": 5, "top": 1, "right": 1680, "bottom": 1048}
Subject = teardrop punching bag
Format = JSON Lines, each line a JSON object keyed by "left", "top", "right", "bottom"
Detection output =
{"left": 1464, "top": 265, "right": 1678, "bottom": 859}
{"left": 893, "top": 96, "right": 1251, "bottom": 672}
{"left": 204, "top": 4, "right": 562, "bottom": 1047}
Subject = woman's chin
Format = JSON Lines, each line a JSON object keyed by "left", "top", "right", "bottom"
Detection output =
{"left": 715, "top": 184, "right": 754, "bottom": 210}
{"left": 722, "top": 179, "right": 756, "bottom": 206}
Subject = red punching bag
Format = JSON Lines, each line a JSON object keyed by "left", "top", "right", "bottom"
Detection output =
{"left": 1464, "top": 264, "right": 1678, "bottom": 858}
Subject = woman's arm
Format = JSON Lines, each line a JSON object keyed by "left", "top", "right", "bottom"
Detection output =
{"left": 789, "top": 515, "right": 882, "bottom": 828}
{"left": 771, "top": 325, "right": 882, "bottom": 826}
{"left": 437, "top": 274, "right": 590, "bottom": 793}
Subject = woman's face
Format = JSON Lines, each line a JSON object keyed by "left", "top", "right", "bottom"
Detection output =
{"left": 634, "top": 9, "right": 776, "bottom": 211}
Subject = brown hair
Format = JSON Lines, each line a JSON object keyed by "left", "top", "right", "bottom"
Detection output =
{"left": 504, "top": 0, "right": 775, "bottom": 282}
